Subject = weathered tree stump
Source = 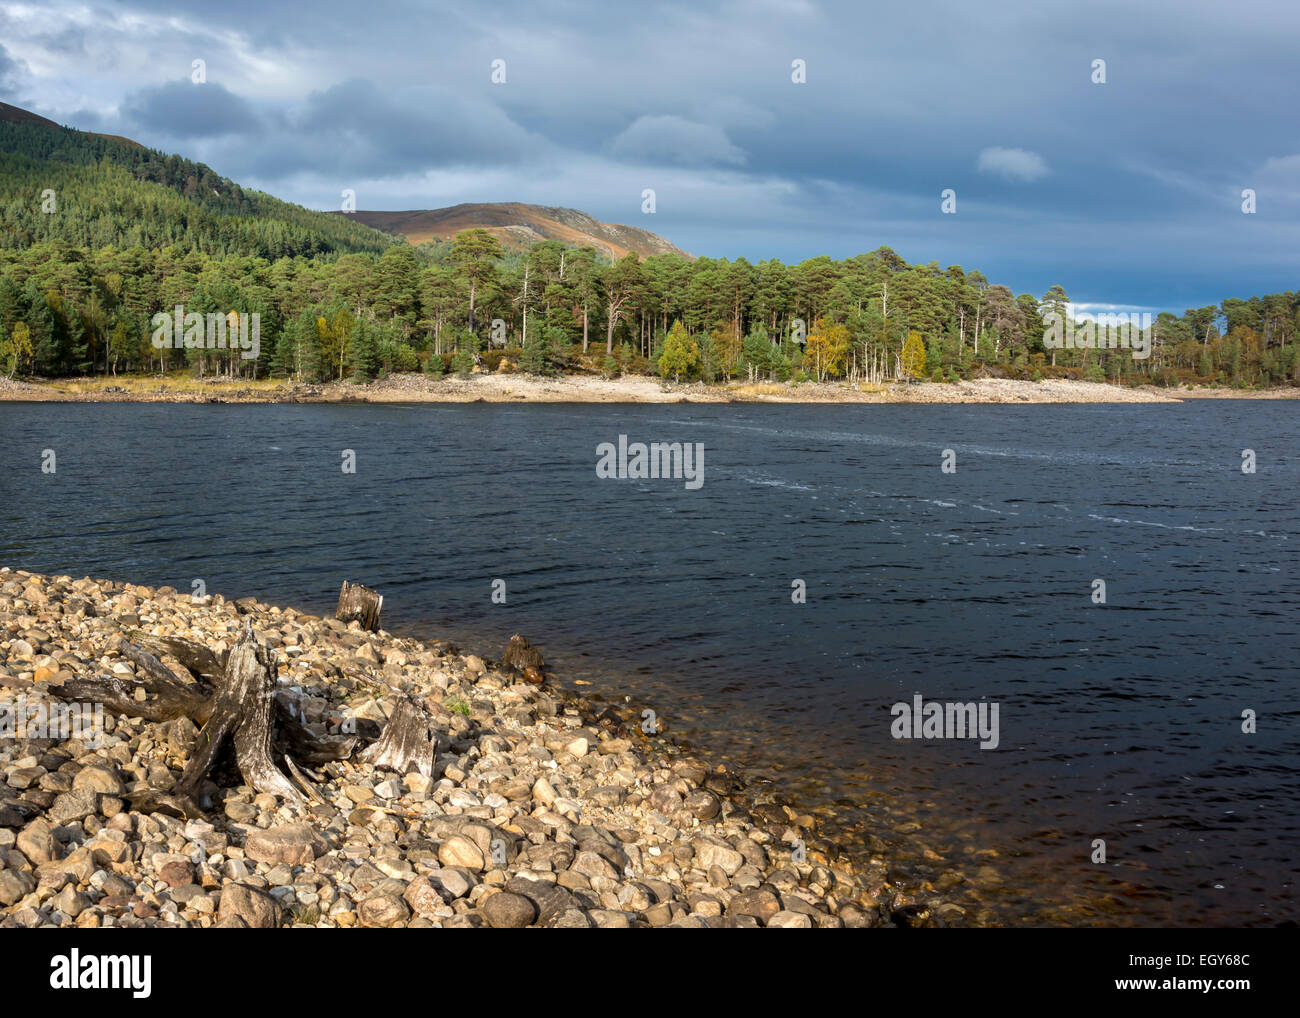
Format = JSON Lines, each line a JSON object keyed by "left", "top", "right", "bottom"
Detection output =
{"left": 60, "top": 637, "right": 214, "bottom": 725}
{"left": 133, "top": 633, "right": 227, "bottom": 684}
{"left": 359, "top": 694, "right": 437, "bottom": 777}
{"left": 336, "top": 581, "right": 383, "bottom": 631}
{"left": 56, "top": 624, "right": 361, "bottom": 818}
{"left": 156, "top": 621, "right": 302, "bottom": 815}
{"left": 502, "top": 634, "right": 546, "bottom": 684}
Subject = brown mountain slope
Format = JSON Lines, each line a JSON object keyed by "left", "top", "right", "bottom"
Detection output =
{"left": 342, "top": 202, "right": 692, "bottom": 260}
{"left": 0, "top": 100, "right": 145, "bottom": 149}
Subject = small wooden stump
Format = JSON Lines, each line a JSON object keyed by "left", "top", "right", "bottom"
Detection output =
{"left": 359, "top": 694, "right": 437, "bottom": 777}
{"left": 336, "top": 581, "right": 383, "bottom": 631}
{"left": 502, "top": 634, "right": 545, "bottom": 683}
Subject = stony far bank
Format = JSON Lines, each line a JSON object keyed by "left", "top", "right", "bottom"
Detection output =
{"left": 0, "top": 568, "right": 927, "bottom": 929}
{"left": 3, "top": 372, "right": 1298, "bottom": 405}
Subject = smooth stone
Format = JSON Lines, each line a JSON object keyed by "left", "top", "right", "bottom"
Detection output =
{"left": 480, "top": 891, "right": 536, "bottom": 928}
{"left": 437, "top": 835, "right": 484, "bottom": 872}
{"left": 244, "top": 823, "right": 327, "bottom": 867}
{"left": 218, "top": 882, "right": 281, "bottom": 929}
{"left": 358, "top": 894, "right": 410, "bottom": 927}
{"left": 694, "top": 838, "right": 744, "bottom": 876}
{"left": 17, "top": 820, "right": 57, "bottom": 866}
{"left": 72, "top": 766, "right": 126, "bottom": 796}
{"left": 0, "top": 869, "right": 36, "bottom": 906}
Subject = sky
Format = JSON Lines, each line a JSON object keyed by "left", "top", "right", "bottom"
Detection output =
{"left": 2, "top": 0, "right": 1297, "bottom": 314}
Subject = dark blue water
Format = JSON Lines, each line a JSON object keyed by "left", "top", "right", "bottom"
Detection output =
{"left": 1, "top": 401, "right": 1296, "bottom": 926}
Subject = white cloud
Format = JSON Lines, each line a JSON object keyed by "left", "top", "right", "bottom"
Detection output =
{"left": 1258, "top": 153, "right": 1300, "bottom": 176}
{"left": 1252, "top": 153, "right": 1300, "bottom": 205}
{"left": 1070, "top": 303, "right": 1168, "bottom": 317}
{"left": 976, "top": 146, "right": 1049, "bottom": 182}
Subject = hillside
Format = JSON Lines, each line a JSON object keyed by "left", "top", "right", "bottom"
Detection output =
{"left": 0, "top": 100, "right": 144, "bottom": 149}
{"left": 342, "top": 202, "right": 692, "bottom": 261}
{"left": 0, "top": 102, "right": 688, "bottom": 263}
{"left": 0, "top": 101, "right": 396, "bottom": 258}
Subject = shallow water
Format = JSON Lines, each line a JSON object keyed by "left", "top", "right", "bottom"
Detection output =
{"left": 1, "top": 400, "right": 1295, "bottom": 925}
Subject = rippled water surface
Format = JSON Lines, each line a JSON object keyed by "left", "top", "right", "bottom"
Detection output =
{"left": 1, "top": 401, "right": 1296, "bottom": 926}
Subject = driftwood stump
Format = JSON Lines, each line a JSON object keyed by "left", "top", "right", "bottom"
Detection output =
{"left": 359, "top": 694, "right": 438, "bottom": 778}
{"left": 336, "top": 581, "right": 383, "bottom": 631}
{"left": 60, "top": 637, "right": 214, "bottom": 725}
{"left": 502, "top": 634, "right": 546, "bottom": 684}
{"left": 144, "top": 621, "right": 302, "bottom": 816}
{"left": 57, "top": 623, "right": 360, "bottom": 818}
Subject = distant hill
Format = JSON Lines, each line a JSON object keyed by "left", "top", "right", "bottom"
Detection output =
{"left": 0, "top": 101, "right": 690, "bottom": 263}
{"left": 0, "top": 100, "right": 396, "bottom": 257}
{"left": 342, "top": 202, "right": 692, "bottom": 261}
{"left": 0, "top": 99, "right": 145, "bottom": 150}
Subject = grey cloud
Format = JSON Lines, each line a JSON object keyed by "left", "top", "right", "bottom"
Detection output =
{"left": 265, "top": 78, "right": 543, "bottom": 178}
{"left": 121, "top": 79, "right": 259, "bottom": 139}
{"left": 0, "top": 42, "right": 27, "bottom": 94}
{"left": 610, "top": 115, "right": 746, "bottom": 167}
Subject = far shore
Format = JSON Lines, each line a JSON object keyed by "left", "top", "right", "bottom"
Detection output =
{"left": 2, "top": 372, "right": 1298, "bottom": 405}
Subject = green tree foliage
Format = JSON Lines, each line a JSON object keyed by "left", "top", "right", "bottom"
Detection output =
{"left": 740, "top": 324, "right": 771, "bottom": 381}
{"left": 1, "top": 320, "right": 31, "bottom": 377}
{"left": 452, "top": 329, "right": 481, "bottom": 377}
{"left": 658, "top": 321, "right": 699, "bottom": 382}
{"left": 350, "top": 320, "right": 382, "bottom": 381}
{"left": 698, "top": 329, "right": 719, "bottom": 383}
{"left": 520, "top": 320, "right": 557, "bottom": 375}
{"left": 3, "top": 118, "right": 1296, "bottom": 389}
{"left": 380, "top": 340, "right": 419, "bottom": 374}
{"left": 423, "top": 348, "right": 445, "bottom": 378}
{"left": 0, "top": 123, "right": 393, "bottom": 258}
{"left": 447, "top": 229, "right": 503, "bottom": 336}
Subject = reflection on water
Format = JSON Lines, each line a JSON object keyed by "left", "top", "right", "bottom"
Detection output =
{"left": 1, "top": 400, "right": 1296, "bottom": 926}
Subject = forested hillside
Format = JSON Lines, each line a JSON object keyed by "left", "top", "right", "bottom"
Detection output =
{"left": 0, "top": 120, "right": 397, "bottom": 257}
{"left": 0, "top": 112, "right": 1296, "bottom": 388}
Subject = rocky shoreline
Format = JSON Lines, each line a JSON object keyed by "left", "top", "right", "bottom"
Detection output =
{"left": 0, "top": 568, "right": 921, "bottom": 928}
{"left": 4, "top": 372, "right": 1297, "bottom": 404}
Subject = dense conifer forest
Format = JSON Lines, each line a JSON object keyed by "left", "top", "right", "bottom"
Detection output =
{"left": 2, "top": 120, "right": 1296, "bottom": 388}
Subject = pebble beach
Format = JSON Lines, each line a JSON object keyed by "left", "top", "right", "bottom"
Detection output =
{"left": 0, "top": 568, "right": 938, "bottom": 929}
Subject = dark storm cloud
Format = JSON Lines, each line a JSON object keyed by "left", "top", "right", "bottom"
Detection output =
{"left": 121, "top": 79, "right": 259, "bottom": 139}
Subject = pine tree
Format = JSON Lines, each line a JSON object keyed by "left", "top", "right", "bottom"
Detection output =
{"left": 350, "top": 320, "right": 381, "bottom": 381}
{"left": 770, "top": 342, "right": 792, "bottom": 382}
{"left": 520, "top": 321, "right": 554, "bottom": 375}
{"left": 452, "top": 328, "right": 481, "bottom": 377}
{"left": 24, "top": 283, "right": 59, "bottom": 375}
{"left": 740, "top": 324, "right": 771, "bottom": 381}
{"left": 288, "top": 310, "right": 322, "bottom": 382}
{"left": 273, "top": 326, "right": 295, "bottom": 378}
{"left": 698, "top": 330, "right": 719, "bottom": 383}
